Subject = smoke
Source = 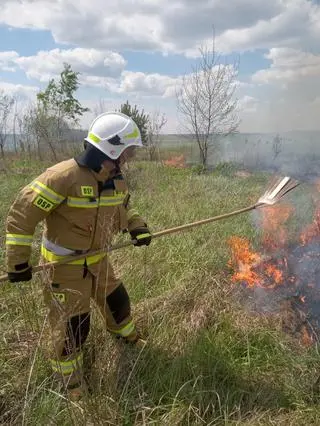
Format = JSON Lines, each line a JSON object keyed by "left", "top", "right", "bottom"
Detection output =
{"left": 230, "top": 182, "right": 320, "bottom": 344}
{"left": 205, "top": 46, "right": 320, "bottom": 181}
{"left": 210, "top": 131, "right": 320, "bottom": 182}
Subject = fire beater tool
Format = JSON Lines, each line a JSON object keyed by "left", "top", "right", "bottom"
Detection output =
{"left": 0, "top": 176, "right": 300, "bottom": 283}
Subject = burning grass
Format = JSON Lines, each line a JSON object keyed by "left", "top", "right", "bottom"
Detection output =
{"left": 228, "top": 182, "right": 320, "bottom": 349}
{"left": 1, "top": 159, "right": 320, "bottom": 424}
{"left": 163, "top": 154, "right": 187, "bottom": 169}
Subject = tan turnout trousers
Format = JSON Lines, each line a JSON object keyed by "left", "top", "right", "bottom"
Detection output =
{"left": 43, "top": 258, "right": 137, "bottom": 387}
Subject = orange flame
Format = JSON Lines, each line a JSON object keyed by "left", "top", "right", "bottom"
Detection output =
{"left": 300, "top": 325, "right": 314, "bottom": 347}
{"left": 300, "top": 201, "right": 320, "bottom": 245}
{"left": 228, "top": 236, "right": 284, "bottom": 288}
{"left": 228, "top": 205, "right": 293, "bottom": 288}
{"left": 163, "top": 155, "right": 186, "bottom": 169}
{"left": 265, "top": 263, "right": 283, "bottom": 285}
{"left": 228, "top": 186, "right": 319, "bottom": 346}
{"left": 261, "top": 204, "right": 295, "bottom": 249}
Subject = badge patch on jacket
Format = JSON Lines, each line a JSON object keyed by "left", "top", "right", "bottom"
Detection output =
{"left": 33, "top": 195, "right": 54, "bottom": 212}
{"left": 53, "top": 292, "right": 66, "bottom": 303}
{"left": 81, "top": 186, "right": 94, "bottom": 196}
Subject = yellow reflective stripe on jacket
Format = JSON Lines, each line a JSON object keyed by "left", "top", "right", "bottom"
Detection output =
{"left": 127, "top": 209, "right": 140, "bottom": 221}
{"left": 109, "top": 321, "right": 136, "bottom": 337}
{"left": 50, "top": 352, "right": 83, "bottom": 375}
{"left": 30, "top": 180, "right": 65, "bottom": 204}
{"left": 67, "top": 197, "right": 98, "bottom": 208}
{"left": 136, "top": 233, "right": 151, "bottom": 240}
{"left": 5, "top": 233, "right": 33, "bottom": 246}
{"left": 41, "top": 245, "right": 106, "bottom": 265}
{"left": 67, "top": 193, "right": 127, "bottom": 208}
{"left": 99, "top": 193, "right": 127, "bottom": 206}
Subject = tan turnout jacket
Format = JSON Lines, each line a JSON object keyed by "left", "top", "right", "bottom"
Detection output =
{"left": 6, "top": 158, "right": 145, "bottom": 272}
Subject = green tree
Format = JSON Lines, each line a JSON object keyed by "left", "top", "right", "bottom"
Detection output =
{"left": 32, "top": 63, "right": 89, "bottom": 159}
{"left": 37, "top": 63, "right": 89, "bottom": 123}
{"left": 120, "top": 100, "right": 149, "bottom": 145}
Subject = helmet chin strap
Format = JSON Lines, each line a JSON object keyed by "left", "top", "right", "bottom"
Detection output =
{"left": 113, "top": 158, "right": 122, "bottom": 174}
{"left": 77, "top": 142, "right": 121, "bottom": 175}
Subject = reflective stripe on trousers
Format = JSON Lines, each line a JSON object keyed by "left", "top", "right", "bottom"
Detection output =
{"left": 50, "top": 352, "right": 83, "bottom": 376}
{"left": 5, "top": 233, "right": 33, "bottom": 246}
{"left": 108, "top": 320, "right": 136, "bottom": 337}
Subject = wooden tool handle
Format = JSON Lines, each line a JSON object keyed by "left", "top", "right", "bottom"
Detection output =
{"left": 0, "top": 203, "right": 257, "bottom": 283}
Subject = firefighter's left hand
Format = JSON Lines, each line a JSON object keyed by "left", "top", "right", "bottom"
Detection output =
{"left": 130, "top": 225, "right": 152, "bottom": 247}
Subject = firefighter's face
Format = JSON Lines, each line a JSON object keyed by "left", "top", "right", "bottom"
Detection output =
{"left": 119, "top": 146, "right": 136, "bottom": 164}
{"left": 100, "top": 159, "right": 116, "bottom": 177}
{"left": 100, "top": 146, "right": 136, "bottom": 175}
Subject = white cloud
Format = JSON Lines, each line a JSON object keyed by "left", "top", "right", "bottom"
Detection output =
{"left": 117, "top": 71, "right": 181, "bottom": 98}
{"left": 252, "top": 48, "right": 320, "bottom": 85}
{"left": 1, "top": 1, "right": 320, "bottom": 133}
{"left": 0, "top": 81, "right": 39, "bottom": 97}
{"left": 14, "top": 48, "right": 126, "bottom": 82}
{"left": 251, "top": 47, "right": 320, "bottom": 110}
{"left": 0, "top": 0, "right": 167, "bottom": 51}
{"left": 162, "top": 0, "right": 283, "bottom": 54}
{"left": 79, "top": 75, "right": 119, "bottom": 91}
{"left": 0, "top": 46, "right": 185, "bottom": 98}
{"left": 1, "top": 0, "right": 319, "bottom": 55}
{"left": 0, "top": 47, "right": 182, "bottom": 96}
{"left": 0, "top": 51, "right": 19, "bottom": 72}
{"left": 115, "top": 66, "right": 238, "bottom": 99}
{"left": 6, "top": 46, "right": 239, "bottom": 100}
{"left": 238, "top": 95, "right": 258, "bottom": 113}
{"left": 216, "top": 0, "right": 320, "bottom": 53}
{"left": 238, "top": 47, "right": 320, "bottom": 132}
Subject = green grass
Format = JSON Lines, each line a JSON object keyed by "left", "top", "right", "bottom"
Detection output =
{"left": 1, "top": 157, "right": 320, "bottom": 425}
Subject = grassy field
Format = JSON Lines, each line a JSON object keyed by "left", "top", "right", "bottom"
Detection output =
{"left": 0, "top": 156, "right": 320, "bottom": 425}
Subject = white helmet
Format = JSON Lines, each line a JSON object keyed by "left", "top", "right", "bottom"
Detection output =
{"left": 85, "top": 111, "right": 143, "bottom": 160}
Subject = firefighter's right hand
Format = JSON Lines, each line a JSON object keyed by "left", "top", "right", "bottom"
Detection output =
{"left": 7, "top": 266, "right": 32, "bottom": 283}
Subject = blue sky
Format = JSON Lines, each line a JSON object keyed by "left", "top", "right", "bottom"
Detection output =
{"left": 0, "top": 0, "right": 319, "bottom": 133}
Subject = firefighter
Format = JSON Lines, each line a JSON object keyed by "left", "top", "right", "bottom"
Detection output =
{"left": 5, "top": 111, "right": 152, "bottom": 397}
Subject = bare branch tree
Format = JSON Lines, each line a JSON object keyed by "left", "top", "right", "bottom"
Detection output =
{"left": 16, "top": 114, "right": 26, "bottom": 154}
{"left": 272, "top": 134, "right": 282, "bottom": 160}
{"left": 93, "top": 98, "right": 108, "bottom": 116}
{"left": 12, "top": 96, "right": 18, "bottom": 154}
{"left": 29, "top": 106, "right": 58, "bottom": 160}
{"left": 16, "top": 103, "right": 46, "bottom": 160}
{"left": 176, "top": 34, "right": 240, "bottom": 168}
{"left": 12, "top": 95, "right": 26, "bottom": 154}
{"left": 147, "top": 110, "right": 167, "bottom": 161}
{"left": 0, "top": 91, "right": 14, "bottom": 158}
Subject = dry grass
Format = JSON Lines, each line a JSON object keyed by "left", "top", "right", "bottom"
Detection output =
{"left": 0, "top": 157, "right": 320, "bottom": 425}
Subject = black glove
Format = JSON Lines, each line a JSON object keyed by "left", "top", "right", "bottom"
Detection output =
{"left": 8, "top": 266, "right": 32, "bottom": 283}
{"left": 130, "top": 226, "right": 152, "bottom": 247}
